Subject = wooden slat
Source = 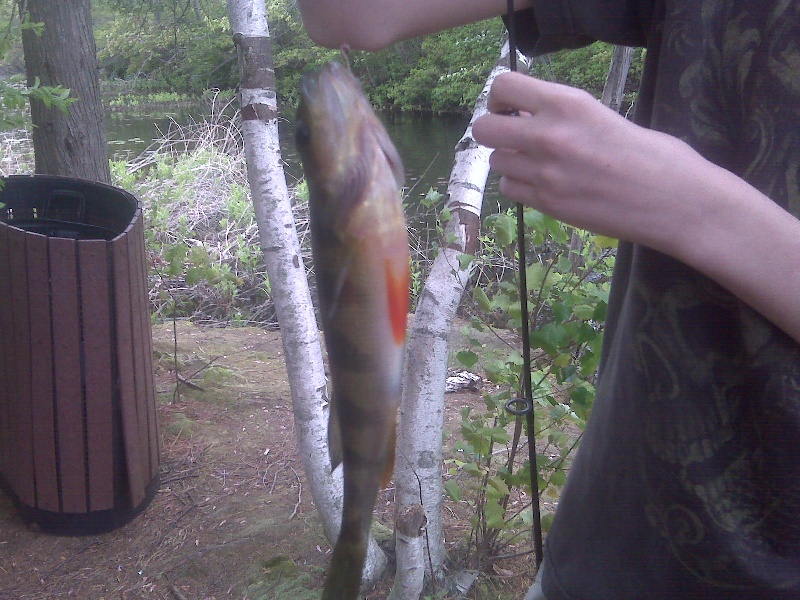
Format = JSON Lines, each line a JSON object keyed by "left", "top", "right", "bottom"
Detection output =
{"left": 27, "top": 232, "right": 59, "bottom": 512}
{"left": 127, "top": 221, "right": 147, "bottom": 479}
{"left": 0, "top": 224, "right": 12, "bottom": 487}
{"left": 8, "top": 227, "right": 35, "bottom": 508}
{"left": 131, "top": 215, "right": 159, "bottom": 479}
{"left": 79, "top": 240, "right": 114, "bottom": 512}
{"left": 49, "top": 237, "right": 87, "bottom": 513}
{"left": 112, "top": 236, "right": 146, "bottom": 507}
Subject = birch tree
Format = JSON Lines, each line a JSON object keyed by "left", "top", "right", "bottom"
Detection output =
{"left": 225, "top": 0, "right": 386, "bottom": 585}
{"left": 392, "top": 41, "right": 524, "bottom": 593}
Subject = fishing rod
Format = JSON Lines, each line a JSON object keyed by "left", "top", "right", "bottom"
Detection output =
{"left": 502, "top": 0, "right": 544, "bottom": 570}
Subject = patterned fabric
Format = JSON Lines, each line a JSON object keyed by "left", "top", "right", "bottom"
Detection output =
{"left": 515, "top": 2, "right": 800, "bottom": 598}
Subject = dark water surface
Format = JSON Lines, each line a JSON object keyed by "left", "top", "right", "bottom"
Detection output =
{"left": 105, "top": 104, "right": 501, "bottom": 225}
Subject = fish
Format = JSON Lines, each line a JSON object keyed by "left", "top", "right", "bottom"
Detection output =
{"left": 295, "top": 61, "right": 410, "bottom": 599}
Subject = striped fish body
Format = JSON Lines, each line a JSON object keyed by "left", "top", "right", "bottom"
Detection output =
{"left": 295, "top": 61, "right": 409, "bottom": 600}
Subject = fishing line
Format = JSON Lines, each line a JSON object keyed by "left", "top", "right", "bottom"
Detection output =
{"left": 503, "top": 0, "right": 544, "bottom": 569}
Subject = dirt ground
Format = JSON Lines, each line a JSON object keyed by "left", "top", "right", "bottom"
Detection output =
{"left": 0, "top": 321, "right": 539, "bottom": 600}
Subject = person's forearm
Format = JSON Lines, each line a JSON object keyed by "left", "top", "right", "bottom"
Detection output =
{"left": 297, "top": 0, "right": 532, "bottom": 51}
{"left": 668, "top": 161, "right": 800, "bottom": 345}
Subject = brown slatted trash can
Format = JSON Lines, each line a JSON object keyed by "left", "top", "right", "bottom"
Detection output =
{"left": 0, "top": 174, "right": 159, "bottom": 535}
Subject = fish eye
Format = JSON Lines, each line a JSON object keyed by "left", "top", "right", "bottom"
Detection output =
{"left": 296, "top": 120, "right": 311, "bottom": 146}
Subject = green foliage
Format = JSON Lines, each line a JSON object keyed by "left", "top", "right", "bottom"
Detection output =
{"left": 110, "top": 108, "right": 294, "bottom": 325}
{"left": 94, "top": 0, "right": 238, "bottom": 93}
{"left": 0, "top": 77, "right": 75, "bottom": 129}
{"left": 532, "top": 42, "right": 645, "bottom": 108}
{"left": 445, "top": 208, "right": 614, "bottom": 568}
{"left": 107, "top": 90, "right": 196, "bottom": 108}
{"left": 345, "top": 20, "right": 505, "bottom": 113}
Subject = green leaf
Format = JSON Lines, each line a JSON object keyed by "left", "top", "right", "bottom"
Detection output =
{"left": 484, "top": 500, "right": 506, "bottom": 529}
{"left": 484, "top": 360, "right": 506, "bottom": 383}
{"left": 422, "top": 187, "right": 443, "bottom": 207}
{"left": 456, "top": 350, "right": 479, "bottom": 370}
{"left": 541, "top": 511, "right": 555, "bottom": 533}
{"left": 457, "top": 253, "right": 475, "bottom": 270}
{"left": 530, "top": 323, "right": 569, "bottom": 356}
{"left": 523, "top": 208, "right": 546, "bottom": 233}
{"left": 444, "top": 479, "right": 462, "bottom": 502}
{"left": 488, "top": 475, "right": 511, "bottom": 496}
{"left": 550, "top": 469, "right": 567, "bottom": 488}
{"left": 592, "top": 300, "right": 608, "bottom": 321}
{"left": 572, "top": 304, "right": 595, "bottom": 320}
{"left": 594, "top": 235, "right": 618, "bottom": 248}
{"left": 462, "top": 462, "right": 483, "bottom": 477}
{"left": 525, "top": 262, "right": 561, "bottom": 295}
{"left": 473, "top": 286, "right": 492, "bottom": 312}
{"left": 491, "top": 213, "right": 514, "bottom": 247}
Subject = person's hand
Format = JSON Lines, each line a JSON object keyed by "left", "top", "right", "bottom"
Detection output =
{"left": 472, "top": 71, "right": 800, "bottom": 345}
{"left": 472, "top": 71, "right": 715, "bottom": 255}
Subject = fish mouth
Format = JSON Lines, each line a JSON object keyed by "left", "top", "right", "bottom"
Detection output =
{"left": 300, "top": 62, "right": 359, "bottom": 114}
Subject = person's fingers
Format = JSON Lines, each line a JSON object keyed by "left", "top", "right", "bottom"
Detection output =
{"left": 487, "top": 72, "right": 587, "bottom": 116}
{"left": 486, "top": 72, "right": 547, "bottom": 115}
{"left": 472, "top": 113, "right": 528, "bottom": 150}
{"left": 488, "top": 148, "right": 535, "bottom": 182}
{"left": 497, "top": 175, "right": 538, "bottom": 206}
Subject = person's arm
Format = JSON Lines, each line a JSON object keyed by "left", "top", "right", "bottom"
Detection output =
{"left": 472, "top": 72, "right": 800, "bottom": 345}
{"left": 296, "top": 0, "right": 533, "bottom": 51}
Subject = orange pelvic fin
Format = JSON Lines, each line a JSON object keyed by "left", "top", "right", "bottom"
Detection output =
{"left": 385, "top": 258, "right": 409, "bottom": 346}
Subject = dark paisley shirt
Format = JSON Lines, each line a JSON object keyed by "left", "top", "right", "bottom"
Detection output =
{"left": 514, "top": 1, "right": 800, "bottom": 598}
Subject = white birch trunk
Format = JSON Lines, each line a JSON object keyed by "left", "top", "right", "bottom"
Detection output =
{"left": 392, "top": 41, "right": 521, "bottom": 594}
{"left": 226, "top": 0, "right": 386, "bottom": 584}
{"left": 388, "top": 504, "right": 428, "bottom": 600}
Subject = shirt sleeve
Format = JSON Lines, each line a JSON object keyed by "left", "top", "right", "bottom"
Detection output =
{"left": 504, "top": 0, "right": 653, "bottom": 56}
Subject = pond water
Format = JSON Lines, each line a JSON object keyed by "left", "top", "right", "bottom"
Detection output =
{"left": 105, "top": 103, "right": 503, "bottom": 228}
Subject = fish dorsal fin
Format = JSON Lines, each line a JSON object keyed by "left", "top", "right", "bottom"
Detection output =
{"left": 372, "top": 121, "right": 404, "bottom": 188}
{"left": 381, "top": 422, "right": 397, "bottom": 489}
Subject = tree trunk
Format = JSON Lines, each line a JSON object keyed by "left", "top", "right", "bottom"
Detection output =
{"left": 20, "top": 0, "right": 110, "bottom": 183}
{"left": 392, "top": 41, "right": 522, "bottom": 594}
{"left": 388, "top": 504, "right": 428, "bottom": 600}
{"left": 225, "top": 0, "right": 387, "bottom": 585}
{"left": 600, "top": 45, "right": 634, "bottom": 113}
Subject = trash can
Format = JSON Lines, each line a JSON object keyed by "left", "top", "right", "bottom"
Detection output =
{"left": 0, "top": 175, "right": 159, "bottom": 535}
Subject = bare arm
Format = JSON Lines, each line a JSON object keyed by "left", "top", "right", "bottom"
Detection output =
{"left": 472, "top": 73, "right": 800, "bottom": 345}
{"left": 296, "top": 0, "right": 533, "bottom": 51}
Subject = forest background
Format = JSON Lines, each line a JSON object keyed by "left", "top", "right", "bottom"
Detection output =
{"left": 3, "top": 0, "right": 641, "bottom": 117}
{"left": 1, "top": 0, "right": 643, "bottom": 327}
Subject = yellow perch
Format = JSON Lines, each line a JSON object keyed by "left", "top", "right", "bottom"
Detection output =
{"left": 295, "top": 61, "right": 409, "bottom": 599}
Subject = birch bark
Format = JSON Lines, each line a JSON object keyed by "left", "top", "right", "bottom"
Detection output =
{"left": 392, "top": 41, "right": 521, "bottom": 592}
{"left": 226, "top": 0, "right": 386, "bottom": 584}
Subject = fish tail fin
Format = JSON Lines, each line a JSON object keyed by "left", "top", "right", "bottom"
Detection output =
{"left": 322, "top": 536, "right": 366, "bottom": 600}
